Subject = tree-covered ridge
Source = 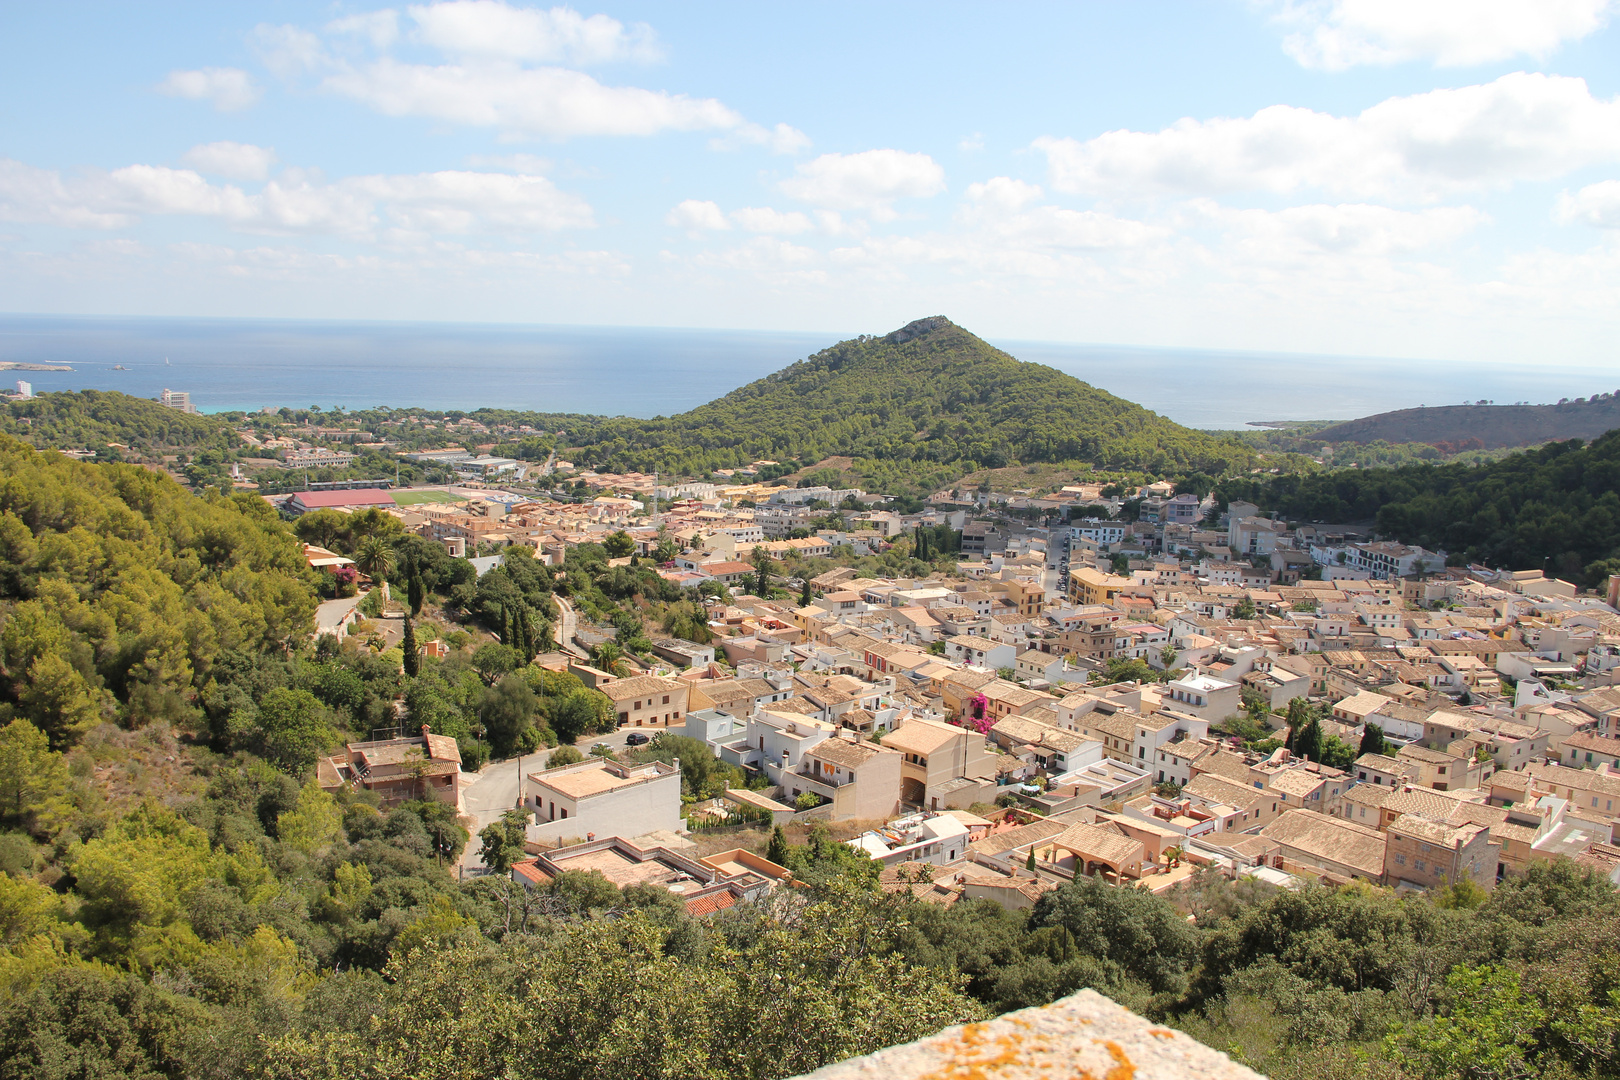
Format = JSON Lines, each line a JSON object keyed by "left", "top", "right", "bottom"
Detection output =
{"left": 1218, "top": 429, "right": 1620, "bottom": 585}
{"left": 555, "top": 317, "right": 1255, "bottom": 481}
{"left": 0, "top": 390, "right": 238, "bottom": 453}
{"left": 0, "top": 434, "right": 316, "bottom": 739}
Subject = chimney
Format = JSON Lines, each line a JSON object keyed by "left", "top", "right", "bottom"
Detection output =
{"left": 587, "top": 832, "right": 595, "bottom": 843}
{"left": 420, "top": 724, "right": 431, "bottom": 738}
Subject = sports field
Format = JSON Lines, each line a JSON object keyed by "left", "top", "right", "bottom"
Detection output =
{"left": 391, "top": 490, "right": 463, "bottom": 506}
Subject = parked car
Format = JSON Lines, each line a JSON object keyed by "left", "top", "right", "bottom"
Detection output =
{"left": 625, "top": 732, "right": 650, "bottom": 746}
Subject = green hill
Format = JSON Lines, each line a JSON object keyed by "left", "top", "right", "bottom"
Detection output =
{"left": 0, "top": 389, "right": 237, "bottom": 454}
{"left": 1313, "top": 394, "right": 1620, "bottom": 450}
{"left": 559, "top": 316, "right": 1252, "bottom": 489}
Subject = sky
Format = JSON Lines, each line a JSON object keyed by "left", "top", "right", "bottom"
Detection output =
{"left": 3, "top": 1, "right": 1620, "bottom": 367}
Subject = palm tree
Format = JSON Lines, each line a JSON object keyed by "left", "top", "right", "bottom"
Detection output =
{"left": 355, "top": 535, "right": 398, "bottom": 584}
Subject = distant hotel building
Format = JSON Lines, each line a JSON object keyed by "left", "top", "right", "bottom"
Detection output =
{"left": 158, "top": 388, "right": 197, "bottom": 414}
{"left": 14, "top": 381, "right": 31, "bottom": 399}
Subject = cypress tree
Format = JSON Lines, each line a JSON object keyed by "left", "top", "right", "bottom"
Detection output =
{"left": 799, "top": 577, "right": 812, "bottom": 608}
{"left": 1358, "top": 722, "right": 1385, "bottom": 758}
{"left": 408, "top": 574, "right": 424, "bottom": 616}
{"left": 766, "top": 825, "right": 790, "bottom": 867}
{"left": 402, "top": 615, "right": 419, "bottom": 677}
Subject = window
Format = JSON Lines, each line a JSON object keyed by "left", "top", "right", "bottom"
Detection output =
{"left": 1395, "top": 852, "right": 1406, "bottom": 865}
{"left": 663, "top": 695, "right": 670, "bottom": 704}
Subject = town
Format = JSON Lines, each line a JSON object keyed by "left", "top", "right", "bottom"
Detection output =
{"left": 286, "top": 463, "right": 1620, "bottom": 907}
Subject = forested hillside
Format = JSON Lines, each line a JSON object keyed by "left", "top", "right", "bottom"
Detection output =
{"left": 1220, "top": 430, "right": 1620, "bottom": 585}
{"left": 550, "top": 317, "right": 1254, "bottom": 489}
{"left": 0, "top": 390, "right": 237, "bottom": 454}
{"left": 1313, "top": 392, "right": 1620, "bottom": 449}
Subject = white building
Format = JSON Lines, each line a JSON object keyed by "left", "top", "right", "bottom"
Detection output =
{"left": 525, "top": 758, "right": 684, "bottom": 842}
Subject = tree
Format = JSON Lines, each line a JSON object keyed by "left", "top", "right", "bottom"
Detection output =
{"left": 1233, "top": 597, "right": 1257, "bottom": 620}
{"left": 1359, "top": 722, "right": 1387, "bottom": 758}
{"left": 1390, "top": 965, "right": 1545, "bottom": 1080}
{"left": 480, "top": 675, "right": 538, "bottom": 758}
{"left": 472, "top": 643, "right": 520, "bottom": 685}
{"left": 766, "top": 825, "right": 790, "bottom": 866}
{"left": 750, "top": 546, "right": 772, "bottom": 598}
{"left": 256, "top": 688, "right": 333, "bottom": 773}
{"left": 549, "top": 690, "right": 603, "bottom": 746}
{"left": 478, "top": 808, "right": 532, "bottom": 874}
{"left": 407, "top": 574, "right": 425, "bottom": 616}
{"left": 402, "top": 615, "right": 419, "bottom": 677}
{"left": 354, "top": 534, "right": 398, "bottom": 584}
{"left": 276, "top": 779, "right": 343, "bottom": 855}
{"left": 0, "top": 718, "right": 67, "bottom": 821}
{"left": 1159, "top": 644, "right": 1178, "bottom": 668}
{"left": 603, "top": 531, "right": 636, "bottom": 559}
{"left": 548, "top": 744, "right": 584, "bottom": 767}
{"left": 799, "top": 577, "right": 813, "bottom": 608}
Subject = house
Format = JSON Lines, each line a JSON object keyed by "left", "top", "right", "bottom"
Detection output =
{"left": 1258, "top": 809, "right": 1387, "bottom": 882}
{"left": 601, "top": 674, "right": 689, "bottom": 729}
{"left": 785, "top": 733, "right": 903, "bottom": 821}
{"left": 1162, "top": 672, "right": 1241, "bottom": 720}
{"left": 1068, "top": 567, "right": 1134, "bottom": 606}
{"left": 650, "top": 638, "right": 717, "bottom": 669}
{"left": 944, "top": 635, "right": 1016, "bottom": 670}
{"left": 318, "top": 727, "right": 464, "bottom": 811}
{"left": 1383, "top": 816, "right": 1496, "bottom": 893}
{"left": 848, "top": 811, "right": 972, "bottom": 867}
{"left": 1031, "top": 820, "right": 1147, "bottom": 882}
{"left": 525, "top": 757, "right": 683, "bottom": 842}
{"left": 882, "top": 717, "right": 999, "bottom": 810}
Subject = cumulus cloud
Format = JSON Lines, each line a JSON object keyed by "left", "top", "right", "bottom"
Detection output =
{"left": 156, "top": 67, "right": 262, "bottom": 111}
{"left": 1036, "top": 72, "right": 1620, "bottom": 201}
{"left": 1191, "top": 200, "right": 1488, "bottom": 257}
{"left": 0, "top": 158, "right": 594, "bottom": 238}
{"left": 1557, "top": 180, "right": 1620, "bottom": 227}
{"left": 324, "top": 59, "right": 749, "bottom": 139}
{"left": 249, "top": 7, "right": 802, "bottom": 147}
{"left": 1270, "top": 0, "right": 1613, "bottom": 71}
{"left": 779, "top": 150, "right": 945, "bottom": 218}
{"left": 730, "top": 207, "right": 814, "bottom": 234}
{"left": 408, "top": 1, "right": 661, "bottom": 64}
{"left": 666, "top": 199, "right": 729, "bottom": 230}
{"left": 181, "top": 142, "right": 278, "bottom": 182}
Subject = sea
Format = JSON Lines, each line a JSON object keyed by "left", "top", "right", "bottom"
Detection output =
{"left": 0, "top": 313, "right": 1612, "bottom": 431}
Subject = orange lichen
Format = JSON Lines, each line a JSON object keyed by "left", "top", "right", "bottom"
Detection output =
{"left": 1148, "top": 1029, "right": 1177, "bottom": 1040}
{"left": 913, "top": 1019, "right": 1139, "bottom": 1080}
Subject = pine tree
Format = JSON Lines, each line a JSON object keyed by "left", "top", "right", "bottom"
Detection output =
{"left": 1358, "top": 722, "right": 1386, "bottom": 758}
{"left": 402, "top": 615, "right": 419, "bottom": 677}
{"left": 766, "top": 825, "right": 790, "bottom": 867}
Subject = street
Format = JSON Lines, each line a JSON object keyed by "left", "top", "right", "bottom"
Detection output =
{"left": 454, "top": 724, "right": 650, "bottom": 878}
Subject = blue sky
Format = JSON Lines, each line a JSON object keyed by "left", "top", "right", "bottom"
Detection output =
{"left": 3, "top": 1, "right": 1620, "bottom": 367}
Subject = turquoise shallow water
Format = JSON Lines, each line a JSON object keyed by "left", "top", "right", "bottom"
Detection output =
{"left": 0, "top": 313, "right": 1609, "bottom": 429}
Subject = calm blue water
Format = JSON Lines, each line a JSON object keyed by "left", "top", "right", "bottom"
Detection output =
{"left": 0, "top": 313, "right": 1609, "bottom": 430}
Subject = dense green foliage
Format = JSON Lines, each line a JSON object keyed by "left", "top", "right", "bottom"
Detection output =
{"left": 0, "top": 391, "right": 238, "bottom": 455}
{"left": 0, "top": 434, "right": 317, "bottom": 740}
{"left": 1221, "top": 430, "right": 1620, "bottom": 585}
{"left": 533, "top": 318, "right": 1253, "bottom": 490}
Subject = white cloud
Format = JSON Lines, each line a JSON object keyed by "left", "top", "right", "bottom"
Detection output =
{"left": 779, "top": 150, "right": 946, "bottom": 218}
{"left": 156, "top": 67, "right": 262, "bottom": 111}
{"left": 0, "top": 158, "right": 593, "bottom": 239}
{"left": 965, "top": 177, "right": 1043, "bottom": 213}
{"left": 1557, "top": 180, "right": 1620, "bottom": 226}
{"left": 1192, "top": 200, "right": 1487, "bottom": 257}
{"left": 665, "top": 199, "right": 729, "bottom": 230}
{"left": 181, "top": 142, "right": 278, "bottom": 182}
{"left": 1036, "top": 72, "right": 1620, "bottom": 200}
{"left": 0, "top": 159, "right": 132, "bottom": 228}
{"left": 327, "top": 10, "right": 402, "bottom": 50}
{"left": 1271, "top": 0, "right": 1613, "bottom": 71}
{"left": 408, "top": 2, "right": 661, "bottom": 64}
{"left": 730, "top": 207, "right": 813, "bottom": 234}
{"left": 323, "top": 59, "right": 752, "bottom": 139}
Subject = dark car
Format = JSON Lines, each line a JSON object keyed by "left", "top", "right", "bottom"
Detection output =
{"left": 624, "top": 732, "right": 650, "bottom": 746}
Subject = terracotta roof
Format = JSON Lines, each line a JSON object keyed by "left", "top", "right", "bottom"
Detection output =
{"left": 1260, "top": 809, "right": 1385, "bottom": 877}
{"left": 600, "top": 674, "right": 685, "bottom": 702}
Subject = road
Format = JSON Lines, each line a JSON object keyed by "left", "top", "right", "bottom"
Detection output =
{"left": 454, "top": 724, "right": 649, "bottom": 879}
{"left": 552, "top": 594, "right": 586, "bottom": 657}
